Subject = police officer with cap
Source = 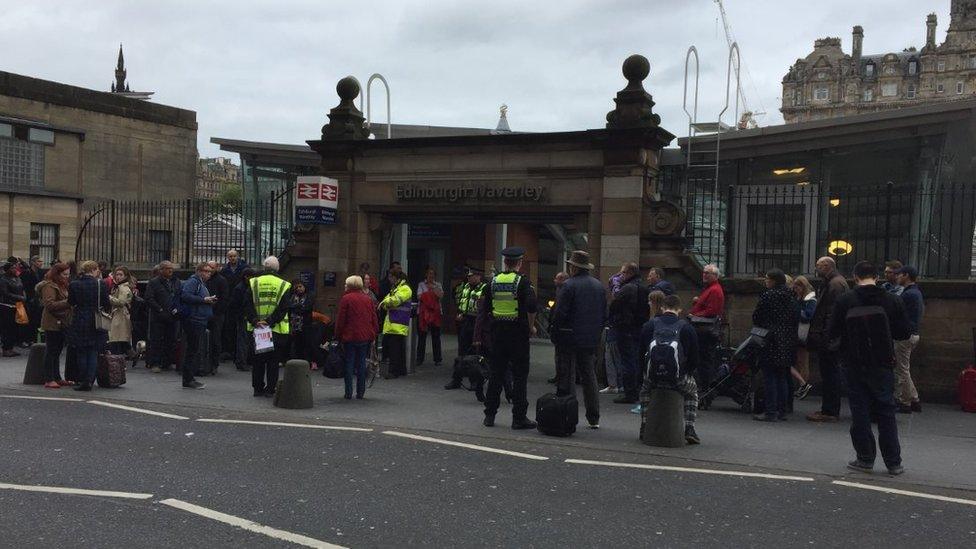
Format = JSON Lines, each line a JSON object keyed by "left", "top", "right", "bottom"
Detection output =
{"left": 477, "top": 246, "right": 538, "bottom": 429}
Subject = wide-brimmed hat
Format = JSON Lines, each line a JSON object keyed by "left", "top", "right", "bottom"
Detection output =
{"left": 566, "top": 250, "right": 594, "bottom": 270}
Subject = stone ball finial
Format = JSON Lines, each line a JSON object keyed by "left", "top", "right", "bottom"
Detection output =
{"left": 622, "top": 54, "right": 650, "bottom": 84}
{"left": 336, "top": 76, "right": 360, "bottom": 101}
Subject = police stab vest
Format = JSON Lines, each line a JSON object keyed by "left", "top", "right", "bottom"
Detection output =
{"left": 458, "top": 282, "right": 486, "bottom": 316}
{"left": 491, "top": 272, "right": 521, "bottom": 321}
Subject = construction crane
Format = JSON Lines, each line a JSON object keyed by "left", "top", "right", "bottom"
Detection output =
{"left": 714, "top": 0, "right": 763, "bottom": 129}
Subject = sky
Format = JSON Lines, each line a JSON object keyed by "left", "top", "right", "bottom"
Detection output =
{"left": 0, "top": 0, "right": 954, "bottom": 159}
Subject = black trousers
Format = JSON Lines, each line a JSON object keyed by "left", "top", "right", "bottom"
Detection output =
{"left": 384, "top": 334, "right": 407, "bottom": 376}
{"left": 416, "top": 326, "right": 442, "bottom": 364}
{"left": 457, "top": 316, "right": 476, "bottom": 357}
{"left": 485, "top": 322, "right": 530, "bottom": 420}
{"left": 252, "top": 332, "right": 289, "bottom": 391}
{"left": 846, "top": 367, "right": 901, "bottom": 468}
{"left": 43, "top": 330, "right": 65, "bottom": 383}
{"left": 182, "top": 321, "right": 205, "bottom": 385}
{"left": 556, "top": 345, "right": 600, "bottom": 424}
{"left": 818, "top": 350, "right": 843, "bottom": 417}
{"left": 207, "top": 315, "right": 224, "bottom": 369}
{"left": 0, "top": 306, "right": 17, "bottom": 351}
{"left": 696, "top": 329, "right": 721, "bottom": 390}
{"left": 148, "top": 316, "right": 177, "bottom": 368}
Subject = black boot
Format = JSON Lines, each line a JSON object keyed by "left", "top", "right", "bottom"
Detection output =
{"left": 483, "top": 414, "right": 495, "bottom": 427}
{"left": 512, "top": 417, "right": 537, "bottom": 430}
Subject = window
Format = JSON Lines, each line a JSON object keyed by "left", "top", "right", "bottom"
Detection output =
{"left": 938, "top": 60, "right": 946, "bottom": 72}
{"left": 969, "top": 55, "right": 976, "bottom": 69}
{"left": 27, "top": 128, "right": 54, "bottom": 145}
{"left": 0, "top": 138, "right": 45, "bottom": 190}
{"left": 882, "top": 83, "right": 898, "bottom": 97}
{"left": 0, "top": 123, "right": 11, "bottom": 138}
{"left": 938, "top": 83, "right": 945, "bottom": 93}
{"left": 863, "top": 89, "right": 874, "bottom": 101}
{"left": 865, "top": 64, "right": 875, "bottom": 77}
{"left": 814, "top": 87, "right": 829, "bottom": 101}
{"left": 907, "top": 84, "right": 917, "bottom": 99}
{"left": 29, "top": 224, "right": 59, "bottom": 265}
{"left": 148, "top": 230, "right": 172, "bottom": 265}
{"left": 909, "top": 61, "right": 918, "bottom": 75}
{"left": 958, "top": 82, "right": 965, "bottom": 94}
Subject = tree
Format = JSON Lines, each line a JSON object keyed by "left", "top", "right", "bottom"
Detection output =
{"left": 217, "top": 183, "right": 243, "bottom": 211}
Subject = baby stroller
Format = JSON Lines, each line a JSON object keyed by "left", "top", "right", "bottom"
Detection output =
{"left": 698, "top": 329, "right": 768, "bottom": 412}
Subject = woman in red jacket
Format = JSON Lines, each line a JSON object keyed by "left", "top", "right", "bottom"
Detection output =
{"left": 334, "top": 275, "right": 379, "bottom": 399}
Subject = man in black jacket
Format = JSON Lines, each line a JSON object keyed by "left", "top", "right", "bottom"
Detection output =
{"left": 609, "top": 263, "right": 649, "bottom": 404}
{"left": 829, "top": 261, "right": 911, "bottom": 476}
{"left": 229, "top": 268, "right": 257, "bottom": 371}
{"left": 807, "top": 256, "right": 850, "bottom": 422}
{"left": 551, "top": 251, "right": 606, "bottom": 429}
{"left": 204, "top": 260, "right": 229, "bottom": 374}
{"left": 639, "top": 294, "right": 701, "bottom": 444}
{"left": 144, "top": 261, "right": 181, "bottom": 373}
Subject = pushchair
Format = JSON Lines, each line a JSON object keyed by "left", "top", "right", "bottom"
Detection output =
{"left": 698, "top": 329, "right": 767, "bottom": 412}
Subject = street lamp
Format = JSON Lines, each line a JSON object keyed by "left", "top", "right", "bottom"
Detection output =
{"left": 828, "top": 240, "right": 853, "bottom": 256}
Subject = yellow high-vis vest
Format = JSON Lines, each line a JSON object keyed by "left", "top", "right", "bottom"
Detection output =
{"left": 382, "top": 280, "right": 413, "bottom": 336}
{"left": 247, "top": 274, "right": 291, "bottom": 334}
{"left": 490, "top": 272, "right": 521, "bottom": 320}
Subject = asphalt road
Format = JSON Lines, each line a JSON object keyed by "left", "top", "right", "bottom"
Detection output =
{"left": 2, "top": 397, "right": 974, "bottom": 548}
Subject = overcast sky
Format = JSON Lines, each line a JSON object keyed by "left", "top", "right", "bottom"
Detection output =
{"left": 0, "top": 0, "right": 953, "bottom": 159}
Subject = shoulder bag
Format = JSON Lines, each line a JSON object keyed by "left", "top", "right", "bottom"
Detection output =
{"left": 95, "top": 279, "right": 113, "bottom": 332}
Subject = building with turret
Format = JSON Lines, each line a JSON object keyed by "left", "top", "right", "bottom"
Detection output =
{"left": 110, "top": 44, "right": 154, "bottom": 101}
{"left": 782, "top": 0, "right": 976, "bottom": 123}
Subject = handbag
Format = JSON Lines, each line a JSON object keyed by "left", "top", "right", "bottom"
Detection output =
{"left": 14, "top": 301, "right": 29, "bottom": 325}
{"left": 322, "top": 341, "right": 345, "bottom": 379}
{"left": 95, "top": 279, "right": 112, "bottom": 332}
{"left": 797, "top": 322, "right": 810, "bottom": 345}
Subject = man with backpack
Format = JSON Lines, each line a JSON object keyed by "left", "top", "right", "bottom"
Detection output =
{"left": 829, "top": 261, "right": 911, "bottom": 476}
{"left": 639, "top": 294, "right": 701, "bottom": 444}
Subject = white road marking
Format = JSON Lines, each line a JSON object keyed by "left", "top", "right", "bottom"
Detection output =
{"left": 383, "top": 430, "right": 549, "bottom": 461}
{"left": 0, "top": 394, "right": 84, "bottom": 402}
{"left": 565, "top": 459, "right": 816, "bottom": 481}
{"left": 159, "top": 498, "right": 344, "bottom": 549}
{"left": 0, "top": 481, "right": 152, "bottom": 500}
{"left": 197, "top": 418, "right": 372, "bottom": 432}
{"left": 832, "top": 480, "right": 976, "bottom": 507}
{"left": 86, "top": 400, "right": 189, "bottom": 420}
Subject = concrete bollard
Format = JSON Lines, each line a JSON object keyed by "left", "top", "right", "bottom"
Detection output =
{"left": 639, "top": 388, "right": 686, "bottom": 448}
{"left": 273, "top": 360, "right": 314, "bottom": 409}
{"left": 23, "top": 343, "right": 46, "bottom": 385}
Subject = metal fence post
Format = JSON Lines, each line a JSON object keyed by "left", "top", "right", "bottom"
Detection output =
{"left": 109, "top": 200, "right": 117, "bottom": 267}
{"left": 884, "top": 180, "right": 893, "bottom": 261}
{"left": 724, "top": 184, "right": 735, "bottom": 276}
{"left": 184, "top": 198, "right": 193, "bottom": 268}
{"left": 268, "top": 190, "right": 276, "bottom": 258}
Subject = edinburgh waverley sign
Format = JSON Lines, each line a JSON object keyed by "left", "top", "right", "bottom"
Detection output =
{"left": 394, "top": 184, "right": 546, "bottom": 202}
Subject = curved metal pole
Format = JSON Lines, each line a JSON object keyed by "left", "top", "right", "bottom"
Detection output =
{"left": 716, "top": 42, "right": 742, "bottom": 193}
{"left": 682, "top": 46, "right": 700, "bottom": 172}
{"left": 74, "top": 205, "right": 108, "bottom": 262}
{"left": 366, "top": 73, "right": 392, "bottom": 139}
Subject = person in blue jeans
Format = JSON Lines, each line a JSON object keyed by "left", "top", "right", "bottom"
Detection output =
{"left": 334, "top": 276, "right": 379, "bottom": 399}
{"left": 66, "top": 261, "right": 111, "bottom": 391}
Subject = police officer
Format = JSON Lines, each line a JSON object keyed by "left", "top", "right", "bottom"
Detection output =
{"left": 478, "top": 247, "right": 538, "bottom": 429}
{"left": 244, "top": 256, "right": 292, "bottom": 397}
{"left": 380, "top": 270, "right": 413, "bottom": 378}
{"left": 445, "top": 268, "right": 486, "bottom": 390}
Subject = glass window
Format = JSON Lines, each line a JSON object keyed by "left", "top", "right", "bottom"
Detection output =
{"left": 882, "top": 83, "right": 898, "bottom": 97}
{"left": 0, "top": 138, "right": 45, "bottom": 190}
{"left": 814, "top": 87, "right": 829, "bottom": 101}
{"left": 865, "top": 64, "right": 875, "bottom": 77}
{"left": 909, "top": 61, "right": 918, "bottom": 75}
{"left": 958, "top": 82, "right": 965, "bottom": 94}
{"left": 938, "top": 83, "right": 945, "bottom": 93}
{"left": 27, "top": 128, "right": 54, "bottom": 145}
{"left": 907, "top": 85, "right": 917, "bottom": 99}
{"left": 863, "top": 89, "right": 874, "bottom": 101}
{"left": 937, "top": 60, "right": 946, "bottom": 72}
{"left": 148, "top": 230, "right": 172, "bottom": 265}
{"left": 0, "top": 123, "right": 11, "bottom": 138}
{"left": 29, "top": 223, "right": 59, "bottom": 265}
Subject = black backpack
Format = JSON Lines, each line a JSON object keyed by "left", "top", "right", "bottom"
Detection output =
{"left": 646, "top": 320, "right": 686, "bottom": 384}
{"left": 844, "top": 297, "right": 895, "bottom": 371}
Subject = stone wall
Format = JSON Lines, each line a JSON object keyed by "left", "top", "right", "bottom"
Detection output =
{"left": 0, "top": 194, "right": 80, "bottom": 260}
{"left": 719, "top": 278, "right": 974, "bottom": 404}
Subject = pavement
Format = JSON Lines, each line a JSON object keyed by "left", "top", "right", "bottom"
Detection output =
{"left": 1, "top": 339, "right": 973, "bottom": 493}
{"left": 2, "top": 396, "right": 975, "bottom": 548}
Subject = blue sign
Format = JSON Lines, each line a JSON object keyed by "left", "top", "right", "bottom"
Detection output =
{"left": 299, "top": 271, "right": 316, "bottom": 293}
{"left": 296, "top": 206, "right": 337, "bottom": 224}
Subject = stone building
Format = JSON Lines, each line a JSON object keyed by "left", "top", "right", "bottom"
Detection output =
{"left": 0, "top": 67, "right": 197, "bottom": 263}
{"left": 782, "top": 0, "right": 976, "bottom": 123}
{"left": 196, "top": 157, "right": 241, "bottom": 199}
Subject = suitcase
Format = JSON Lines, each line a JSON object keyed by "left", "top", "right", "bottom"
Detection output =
{"left": 23, "top": 343, "right": 47, "bottom": 385}
{"left": 535, "top": 392, "right": 578, "bottom": 437}
{"left": 96, "top": 353, "right": 127, "bottom": 388}
{"left": 960, "top": 366, "right": 976, "bottom": 413}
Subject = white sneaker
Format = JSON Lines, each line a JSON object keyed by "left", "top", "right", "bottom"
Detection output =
{"left": 599, "top": 386, "right": 616, "bottom": 394}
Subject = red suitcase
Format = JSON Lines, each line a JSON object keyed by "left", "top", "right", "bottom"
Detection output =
{"left": 960, "top": 366, "right": 976, "bottom": 413}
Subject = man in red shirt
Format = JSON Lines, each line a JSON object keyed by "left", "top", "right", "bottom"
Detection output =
{"left": 688, "top": 263, "right": 725, "bottom": 391}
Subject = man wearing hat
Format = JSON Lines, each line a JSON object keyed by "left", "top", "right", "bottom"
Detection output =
{"left": 894, "top": 265, "right": 924, "bottom": 414}
{"left": 551, "top": 251, "right": 606, "bottom": 428}
{"left": 445, "top": 267, "right": 486, "bottom": 390}
{"left": 477, "top": 246, "right": 538, "bottom": 429}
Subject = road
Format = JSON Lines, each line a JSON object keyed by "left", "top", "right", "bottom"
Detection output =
{"left": 2, "top": 395, "right": 975, "bottom": 548}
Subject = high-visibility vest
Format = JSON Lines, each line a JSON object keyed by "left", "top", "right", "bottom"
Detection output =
{"left": 490, "top": 272, "right": 521, "bottom": 321}
{"left": 458, "top": 282, "right": 486, "bottom": 316}
{"left": 381, "top": 280, "right": 413, "bottom": 336}
{"left": 247, "top": 274, "right": 291, "bottom": 334}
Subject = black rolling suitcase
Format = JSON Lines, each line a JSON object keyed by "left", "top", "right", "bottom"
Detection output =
{"left": 536, "top": 393, "right": 578, "bottom": 437}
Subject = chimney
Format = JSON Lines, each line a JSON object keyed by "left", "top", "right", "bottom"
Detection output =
{"left": 852, "top": 26, "right": 864, "bottom": 66}
{"left": 926, "top": 13, "right": 938, "bottom": 49}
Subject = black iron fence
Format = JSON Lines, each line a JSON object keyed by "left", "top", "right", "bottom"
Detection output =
{"left": 75, "top": 189, "right": 295, "bottom": 271}
{"left": 683, "top": 181, "right": 976, "bottom": 279}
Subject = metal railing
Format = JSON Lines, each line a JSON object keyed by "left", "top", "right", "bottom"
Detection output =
{"left": 681, "top": 181, "right": 976, "bottom": 279}
{"left": 75, "top": 188, "right": 295, "bottom": 271}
